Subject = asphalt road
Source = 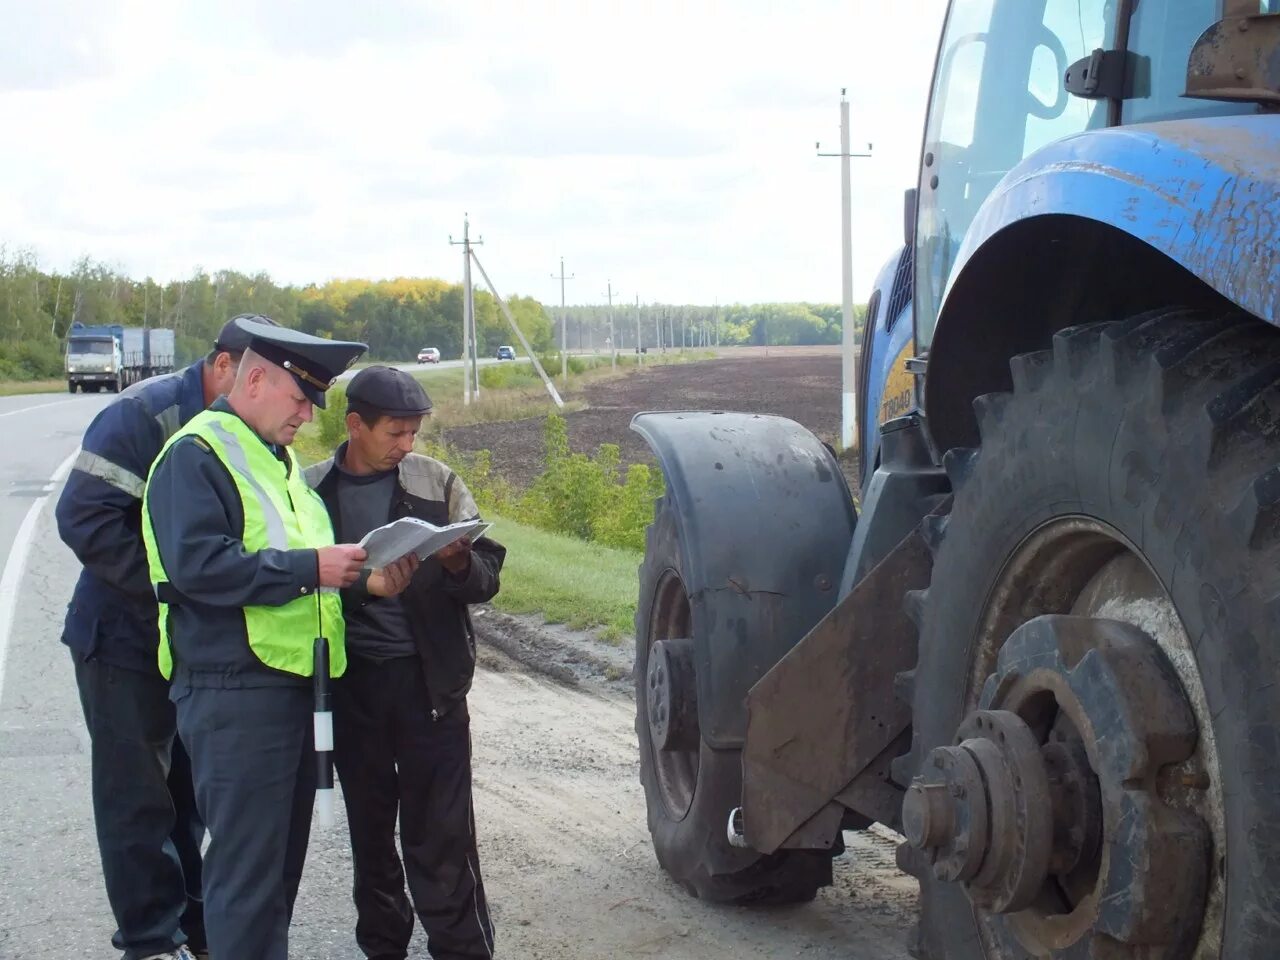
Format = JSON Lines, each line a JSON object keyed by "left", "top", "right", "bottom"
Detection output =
{"left": 338, "top": 355, "right": 531, "bottom": 381}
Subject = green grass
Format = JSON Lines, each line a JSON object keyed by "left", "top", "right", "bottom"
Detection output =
{"left": 485, "top": 514, "right": 639, "bottom": 643}
{"left": 0, "top": 378, "right": 69, "bottom": 396}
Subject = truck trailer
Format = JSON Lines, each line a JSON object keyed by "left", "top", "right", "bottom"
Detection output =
{"left": 65, "top": 323, "right": 176, "bottom": 393}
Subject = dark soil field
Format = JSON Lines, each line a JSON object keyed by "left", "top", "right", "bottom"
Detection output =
{"left": 444, "top": 350, "right": 851, "bottom": 491}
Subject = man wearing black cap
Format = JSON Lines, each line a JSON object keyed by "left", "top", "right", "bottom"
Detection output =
{"left": 140, "top": 320, "right": 408, "bottom": 960}
{"left": 55, "top": 312, "right": 276, "bottom": 960}
{"left": 305, "top": 365, "right": 505, "bottom": 960}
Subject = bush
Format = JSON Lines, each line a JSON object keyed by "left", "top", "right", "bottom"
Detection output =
{"left": 419, "top": 412, "right": 665, "bottom": 552}
{"left": 315, "top": 385, "right": 349, "bottom": 448}
{"left": 0, "top": 339, "right": 64, "bottom": 380}
{"left": 479, "top": 362, "right": 539, "bottom": 390}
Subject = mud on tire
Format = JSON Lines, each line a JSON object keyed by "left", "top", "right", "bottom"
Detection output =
{"left": 635, "top": 494, "right": 833, "bottom": 904}
{"left": 904, "top": 309, "right": 1280, "bottom": 959}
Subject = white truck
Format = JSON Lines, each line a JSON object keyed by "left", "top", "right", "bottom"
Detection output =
{"left": 65, "top": 323, "right": 176, "bottom": 393}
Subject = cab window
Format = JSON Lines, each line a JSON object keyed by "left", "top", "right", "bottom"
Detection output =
{"left": 914, "top": 0, "right": 1113, "bottom": 350}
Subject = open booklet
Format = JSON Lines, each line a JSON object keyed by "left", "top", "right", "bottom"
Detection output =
{"left": 356, "top": 517, "right": 492, "bottom": 571}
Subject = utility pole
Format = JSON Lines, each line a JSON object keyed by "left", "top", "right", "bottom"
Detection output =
{"left": 818, "top": 88, "right": 872, "bottom": 453}
{"left": 450, "top": 215, "right": 484, "bottom": 404}
{"left": 603, "top": 280, "right": 619, "bottom": 371}
{"left": 551, "top": 257, "right": 574, "bottom": 384}
{"left": 636, "top": 294, "right": 643, "bottom": 366}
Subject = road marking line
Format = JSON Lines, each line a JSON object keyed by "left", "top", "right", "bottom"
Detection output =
{"left": 0, "top": 447, "right": 80, "bottom": 706}
{"left": 0, "top": 398, "right": 82, "bottom": 420}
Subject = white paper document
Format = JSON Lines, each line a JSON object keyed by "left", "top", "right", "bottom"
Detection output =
{"left": 356, "top": 517, "right": 491, "bottom": 571}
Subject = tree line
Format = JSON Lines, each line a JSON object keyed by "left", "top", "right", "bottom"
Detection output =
{"left": 550, "top": 301, "right": 866, "bottom": 353}
{"left": 0, "top": 247, "right": 865, "bottom": 381}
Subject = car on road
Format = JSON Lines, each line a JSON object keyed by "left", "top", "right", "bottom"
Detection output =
{"left": 417, "top": 347, "right": 441, "bottom": 363}
{"left": 496, "top": 345, "right": 516, "bottom": 360}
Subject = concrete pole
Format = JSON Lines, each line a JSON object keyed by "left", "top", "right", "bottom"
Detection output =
{"left": 551, "top": 257, "right": 574, "bottom": 385}
{"left": 461, "top": 222, "right": 472, "bottom": 406}
{"left": 636, "top": 295, "right": 643, "bottom": 366}
{"left": 606, "top": 281, "right": 617, "bottom": 371}
{"left": 817, "top": 90, "right": 872, "bottom": 452}
{"left": 463, "top": 219, "right": 480, "bottom": 399}
{"left": 839, "top": 95, "right": 855, "bottom": 451}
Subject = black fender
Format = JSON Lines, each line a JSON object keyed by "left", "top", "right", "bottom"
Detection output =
{"left": 631, "top": 411, "right": 857, "bottom": 750}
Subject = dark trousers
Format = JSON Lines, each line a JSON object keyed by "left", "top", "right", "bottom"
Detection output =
{"left": 174, "top": 683, "right": 315, "bottom": 960}
{"left": 335, "top": 656, "right": 495, "bottom": 960}
{"left": 74, "top": 655, "right": 206, "bottom": 959}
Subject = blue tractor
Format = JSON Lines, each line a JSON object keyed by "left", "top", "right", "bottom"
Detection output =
{"left": 631, "top": 3, "right": 1280, "bottom": 957}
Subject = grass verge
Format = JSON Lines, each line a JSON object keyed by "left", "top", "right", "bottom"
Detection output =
{"left": 0, "top": 378, "right": 70, "bottom": 396}
{"left": 484, "top": 514, "right": 638, "bottom": 644}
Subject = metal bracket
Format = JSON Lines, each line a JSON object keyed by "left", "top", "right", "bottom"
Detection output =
{"left": 1065, "top": 48, "right": 1131, "bottom": 100}
{"left": 1185, "top": 8, "right": 1280, "bottom": 106}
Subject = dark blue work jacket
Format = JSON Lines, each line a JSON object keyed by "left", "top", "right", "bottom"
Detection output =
{"left": 56, "top": 362, "right": 206, "bottom": 673}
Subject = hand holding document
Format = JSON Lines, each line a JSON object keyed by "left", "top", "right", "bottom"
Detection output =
{"left": 356, "top": 517, "right": 491, "bottom": 571}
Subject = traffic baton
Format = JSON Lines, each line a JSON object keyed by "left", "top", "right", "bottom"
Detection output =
{"left": 313, "top": 636, "right": 335, "bottom": 827}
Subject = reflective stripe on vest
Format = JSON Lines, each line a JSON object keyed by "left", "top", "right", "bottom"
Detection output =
{"left": 141, "top": 408, "right": 346, "bottom": 680}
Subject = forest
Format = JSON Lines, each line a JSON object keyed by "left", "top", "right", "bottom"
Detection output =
{"left": 0, "top": 247, "right": 861, "bottom": 380}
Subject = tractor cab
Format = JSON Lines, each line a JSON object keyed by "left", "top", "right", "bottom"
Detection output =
{"left": 915, "top": 0, "right": 1276, "bottom": 352}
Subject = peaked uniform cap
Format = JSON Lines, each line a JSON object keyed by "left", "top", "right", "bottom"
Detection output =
{"left": 236, "top": 317, "right": 366, "bottom": 408}
{"left": 213, "top": 313, "right": 280, "bottom": 354}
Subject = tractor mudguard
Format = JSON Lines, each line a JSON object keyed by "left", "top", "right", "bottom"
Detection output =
{"left": 947, "top": 115, "right": 1280, "bottom": 327}
{"left": 631, "top": 411, "right": 856, "bottom": 750}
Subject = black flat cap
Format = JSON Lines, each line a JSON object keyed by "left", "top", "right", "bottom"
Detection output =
{"left": 233, "top": 317, "right": 367, "bottom": 408}
{"left": 346, "top": 365, "right": 433, "bottom": 417}
{"left": 213, "top": 313, "right": 280, "bottom": 355}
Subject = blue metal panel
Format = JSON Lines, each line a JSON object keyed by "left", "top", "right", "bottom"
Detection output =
{"left": 862, "top": 249, "right": 917, "bottom": 485}
{"left": 942, "top": 115, "right": 1280, "bottom": 326}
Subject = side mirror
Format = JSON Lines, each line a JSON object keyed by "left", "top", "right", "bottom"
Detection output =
{"left": 903, "top": 188, "right": 918, "bottom": 247}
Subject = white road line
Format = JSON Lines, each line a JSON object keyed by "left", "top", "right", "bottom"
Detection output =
{"left": 0, "top": 398, "right": 82, "bottom": 420}
{"left": 0, "top": 446, "right": 80, "bottom": 706}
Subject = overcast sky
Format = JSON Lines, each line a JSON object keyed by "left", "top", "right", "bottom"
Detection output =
{"left": 0, "top": 0, "right": 948, "bottom": 307}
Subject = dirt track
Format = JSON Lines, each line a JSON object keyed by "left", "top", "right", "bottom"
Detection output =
{"left": 445, "top": 351, "right": 848, "bottom": 491}
{"left": 461, "top": 613, "right": 917, "bottom": 960}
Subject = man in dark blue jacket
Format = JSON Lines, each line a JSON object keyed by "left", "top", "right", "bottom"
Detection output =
{"left": 55, "top": 315, "right": 273, "bottom": 960}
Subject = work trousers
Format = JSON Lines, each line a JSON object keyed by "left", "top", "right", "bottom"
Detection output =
{"left": 174, "top": 682, "right": 315, "bottom": 960}
{"left": 335, "top": 655, "right": 495, "bottom": 960}
{"left": 73, "top": 655, "right": 206, "bottom": 959}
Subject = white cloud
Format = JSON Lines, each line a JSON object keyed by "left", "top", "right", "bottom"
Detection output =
{"left": 0, "top": 0, "right": 949, "bottom": 304}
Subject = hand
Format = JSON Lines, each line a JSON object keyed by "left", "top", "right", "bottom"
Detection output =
{"left": 434, "top": 537, "right": 472, "bottom": 575}
{"left": 316, "top": 544, "right": 367, "bottom": 588}
{"left": 368, "top": 552, "right": 420, "bottom": 598}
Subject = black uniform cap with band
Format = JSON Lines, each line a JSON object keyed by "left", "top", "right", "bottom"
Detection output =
{"left": 345, "top": 365, "right": 434, "bottom": 417}
{"left": 232, "top": 316, "right": 367, "bottom": 408}
{"left": 212, "top": 313, "right": 280, "bottom": 355}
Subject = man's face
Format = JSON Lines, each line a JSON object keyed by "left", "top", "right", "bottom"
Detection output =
{"left": 258, "top": 368, "right": 314, "bottom": 445}
{"left": 348, "top": 413, "right": 423, "bottom": 472}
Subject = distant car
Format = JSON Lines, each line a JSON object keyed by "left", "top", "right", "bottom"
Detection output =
{"left": 417, "top": 347, "right": 441, "bottom": 363}
{"left": 496, "top": 345, "right": 516, "bottom": 361}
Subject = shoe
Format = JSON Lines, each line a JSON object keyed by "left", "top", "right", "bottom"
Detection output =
{"left": 140, "top": 948, "right": 199, "bottom": 960}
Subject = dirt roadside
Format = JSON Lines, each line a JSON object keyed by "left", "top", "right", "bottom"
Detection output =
{"left": 465, "top": 612, "right": 917, "bottom": 959}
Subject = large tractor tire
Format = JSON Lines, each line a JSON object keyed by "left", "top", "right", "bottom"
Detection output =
{"left": 636, "top": 494, "right": 834, "bottom": 904}
{"left": 899, "top": 309, "right": 1280, "bottom": 959}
